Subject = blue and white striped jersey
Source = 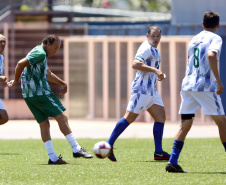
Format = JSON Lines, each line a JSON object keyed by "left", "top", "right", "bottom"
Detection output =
{"left": 181, "top": 31, "right": 222, "bottom": 92}
{"left": 0, "top": 55, "right": 4, "bottom": 76}
{"left": 131, "top": 40, "right": 161, "bottom": 96}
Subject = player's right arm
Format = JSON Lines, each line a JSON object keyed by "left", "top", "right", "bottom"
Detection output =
{"left": 208, "top": 51, "right": 224, "bottom": 95}
{"left": 132, "top": 59, "right": 166, "bottom": 81}
{"left": 7, "top": 58, "right": 30, "bottom": 88}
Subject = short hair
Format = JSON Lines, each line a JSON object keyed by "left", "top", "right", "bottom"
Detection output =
{"left": 42, "top": 35, "right": 60, "bottom": 45}
{"left": 147, "top": 26, "right": 161, "bottom": 34}
{"left": 203, "top": 11, "right": 220, "bottom": 29}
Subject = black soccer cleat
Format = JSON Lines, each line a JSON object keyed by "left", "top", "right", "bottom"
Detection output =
{"left": 108, "top": 147, "right": 117, "bottom": 162}
{"left": 154, "top": 151, "right": 170, "bottom": 160}
{"left": 165, "top": 162, "right": 186, "bottom": 173}
{"left": 48, "top": 155, "right": 69, "bottom": 165}
{"left": 73, "top": 148, "right": 93, "bottom": 158}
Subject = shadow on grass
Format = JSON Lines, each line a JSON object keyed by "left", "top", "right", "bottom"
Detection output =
{"left": 37, "top": 162, "right": 82, "bottom": 166}
{"left": 135, "top": 160, "right": 167, "bottom": 163}
{"left": 190, "top": 172, "right": 226, "bottom": 174}
{"left": 0, "top": 153, "right": 21, "bottom": 155}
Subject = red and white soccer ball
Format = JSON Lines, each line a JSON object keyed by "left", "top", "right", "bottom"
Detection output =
{"left": 93, "top": 141, "right": 111, "bottom": 159}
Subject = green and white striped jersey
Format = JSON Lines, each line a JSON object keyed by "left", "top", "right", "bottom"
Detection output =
{"left": 21, "top": 45, "right": 52, "bottom": 98}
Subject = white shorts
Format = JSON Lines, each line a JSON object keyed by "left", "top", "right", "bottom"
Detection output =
{"left": 127, "top": 92, "right": 164, "bottom": 114}
{"left": 0, "top": 99, "right": 6, "bottom": 110}
{"left": 179, "top": 91, "right": 225, "bottom": 115}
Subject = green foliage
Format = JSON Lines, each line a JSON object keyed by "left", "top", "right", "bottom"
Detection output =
{"left": 0, "top": 138, "right": 225, "bottom": 185}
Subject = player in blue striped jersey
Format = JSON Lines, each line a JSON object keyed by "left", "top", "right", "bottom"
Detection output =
{"left": 107, "top": 26, "right": 170, "bottom": 162}
{"left": 0, "top": 34, "right": 9, "bottom": 125}
{"left": 182, "top": 30, "right": 222, "bottom": 92}
{"left": 166, "top": 11, "right": 226, "bottom": 173}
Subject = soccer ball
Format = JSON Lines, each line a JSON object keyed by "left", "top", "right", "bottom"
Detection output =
{"left": 93, "top": 141, "right": 111, "bottom": 159}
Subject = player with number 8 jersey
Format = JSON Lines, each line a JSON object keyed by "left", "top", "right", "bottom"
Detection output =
{"left": 166, "top": 11, "right": 226, "bottom": 173}
{"left": 181, "top": 30, "right": 222, "bottom": 92}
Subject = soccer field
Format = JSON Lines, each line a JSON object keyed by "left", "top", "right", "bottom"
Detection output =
{"left": 0, "top": 138, "right": 225, "bottom": 185}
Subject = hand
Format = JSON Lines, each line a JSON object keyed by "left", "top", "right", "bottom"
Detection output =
{"left": 60, "top": 83, "right": 67, "bottom": 95}
{"left": 7, "top": 80, "right": 16, "bottom": 88}
{"left": 0, "top": 76, "right": 7, "bottom": 82}
{"left": 157, "top": 73, "right": 166, "bottom": 81}
{"left": 154, "top": 69, "right": 166, "bottom": 81}
{"left": 216, "top": 80, "right": 224, "bottom": 95}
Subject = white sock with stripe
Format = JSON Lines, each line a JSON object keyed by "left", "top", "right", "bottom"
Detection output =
{"left": 44, "top": 140, "right": 59, "bottom": 162}
{"left": 65, "top": 133, "right": 81, "bottom": 153}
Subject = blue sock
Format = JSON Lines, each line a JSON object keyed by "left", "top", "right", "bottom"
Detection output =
{"left": 107, "top": 118, "right": 130, "bottom": 146}
{"left": 168, "top": 140, "right": 184, "bottom": 165}
{"left": 153, "top": 122, "right": 164, "bottom": 153}
{"left": 223, "top": 142, "right": 226, "bottom": 151}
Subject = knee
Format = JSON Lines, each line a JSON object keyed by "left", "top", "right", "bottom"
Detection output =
{"left": 123, "top": 115, "right": 135, "bottom": 123}
{"left": 58, "top": 114, "right": 68, "bottom": 124}
{"left": 124, "top": 117, "right": 134, "bottom": 123}
{"left": 154, "top": 114, "right": 166, "bottom": 123}
{"left": 39, "top": 120, "right": 50, "bottom": 130}
{"left": 0, "top": 113, "right": 9, "bottom": 125}
{"left": 63, "top": 114, "right": 68, "bottom": 122}
{"left": 123, "top": 111, "right": 139, "bottom": 123}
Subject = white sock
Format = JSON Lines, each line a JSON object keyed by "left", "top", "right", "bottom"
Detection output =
{"left": 65, "top": 133, "right": 81, "bottom": 153}
{"left": 44, "top": 140, "right": 59, "bottom": 162}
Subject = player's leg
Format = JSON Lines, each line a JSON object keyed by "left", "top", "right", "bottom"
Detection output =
{"left": 198, "top": 92, "right": 226, "bottom": 151}
{"left": 211, "top": 115, "right": 226, "bottom": 151}
{"left": 107, "top": 93, "right": 144, "bottom": 148}
{"left": 166, "top": 115, "right": 193, "bottom": 173}
{"left": 108, "top": 93, "right": 157, "bottom": 161}
{"left": 107, "top": 111, "right": 138, "bottom": 161}
{"left": 39, "top": 118, "right": 67, "bottom": 164}
{"left": 148, "top": 104, "right": 165, "bottom": 153}
{"left": 53, "top": 113, "right": 93, "bottom": 159}
{"left": 166, "top": 91, "right": 198, "bottom": 173}
{"left": 39, "top": 118, "right": 51, "bottom": 142}
{"left": 53, "top": 112, "right": 71, "bottom": 136}
{"left": 0, "top": 99, "right": 8, "bottom": 125}
{"left": 0, "top": 109, "right": 8, "bottom": 125}
{"left": 107, "top": 110, "right": 138, "bottom": 147}
{"left": 146, "top": 92, "right": 170, "bottom": 160}
{"left": 147, "top": 104, "right": 170, "bottom": 160}
{"left": 108, "top": 92, "right": 154, "bottom": 147}
{"left": 24, "top": 96, "right": 68, "bottom": 164}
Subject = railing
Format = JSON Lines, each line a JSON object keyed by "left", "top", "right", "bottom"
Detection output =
{"left": 0, "top": 23, "right": 214, "bottom": 123}
{"left": 63, "top": 36, "right": 210, "bottom": 123}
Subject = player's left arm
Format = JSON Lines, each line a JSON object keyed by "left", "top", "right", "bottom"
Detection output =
{"left": 47, "top": 69, "right": 67, "bottom": 94}
{"left": 208, "top": 51, "right": 224, "bottom": 95}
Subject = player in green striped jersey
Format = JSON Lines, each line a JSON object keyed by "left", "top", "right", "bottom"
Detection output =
{"left": 8, "top": 35, "right": 93, "bottom": 164}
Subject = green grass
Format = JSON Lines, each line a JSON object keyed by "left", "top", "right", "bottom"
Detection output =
{"left": 0, "top": 138, "right": 225, "bottom": 185}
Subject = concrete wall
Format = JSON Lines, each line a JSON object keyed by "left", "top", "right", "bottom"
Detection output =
{"left": 3, "top": 99, "right": 34, "bottom": 120}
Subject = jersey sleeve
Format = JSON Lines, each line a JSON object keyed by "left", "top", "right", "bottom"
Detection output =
{"left": 134, "top": 43, "right": 152, "bottom": 62}
{"left": 25, "top": 47, "right": 46, "bottom": 66}
{"left": 208, "top": 35, "right": 222, "bottom": 57}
